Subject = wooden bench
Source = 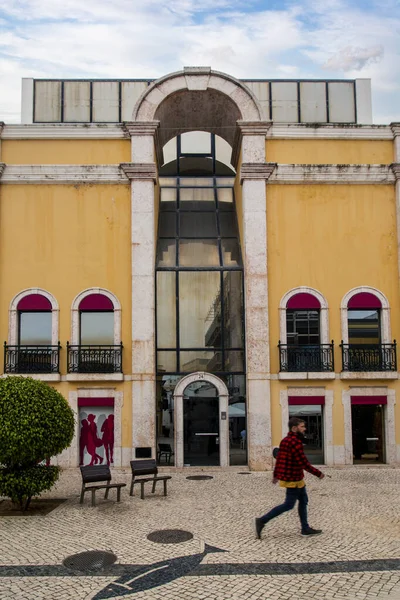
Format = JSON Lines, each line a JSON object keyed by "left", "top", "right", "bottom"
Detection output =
{"left": 80, "top": 465, "right": 126, "bottom": 507}
{"left": 130, "top": 459, "right": 171, "bottom": 500}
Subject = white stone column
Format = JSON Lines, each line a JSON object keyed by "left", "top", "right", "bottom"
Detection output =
{"left": 238, "top": 122, "right": 275, "bottom": 470}
{"left": 121, "top": 121, "right": 159, "bottom": 459}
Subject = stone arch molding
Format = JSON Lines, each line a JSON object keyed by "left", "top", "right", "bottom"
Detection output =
{"left": 340, "top": 286, "right": 391, "bottom": 344}
{"left": 9, "top": 288, "right": 59, "bottom": 346}
{"left": 173, "top": 371, "right": 229, "bottom": 468}
{"left": 133, "top": 68, "right": 263, "bottom": 122}
{"left": 71, "top": 287, "right": 122, "bottom": 345}
{"left": 279, "top": 286, "right": 330, "bottom": 345}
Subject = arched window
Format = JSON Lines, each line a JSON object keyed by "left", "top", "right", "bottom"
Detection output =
{"left": 6, "top": 289, "right": 59, "bottom": 374}
{"left": 340, "top": 287, "right": 395, "bottom": 372}
{"left": 69, "top": 289, "right": 122, "bottom": 374}
{"left": 279, "top": 288, "right": 332, "bottom": 373}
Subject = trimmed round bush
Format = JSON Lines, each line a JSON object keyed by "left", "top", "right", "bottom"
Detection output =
{"left": 0, "top": 377, "right": 75, "bottom": 509}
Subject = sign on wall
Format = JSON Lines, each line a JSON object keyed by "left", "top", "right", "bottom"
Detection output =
{"left": 78, "top": 399, "right": 115, "bottom": 466}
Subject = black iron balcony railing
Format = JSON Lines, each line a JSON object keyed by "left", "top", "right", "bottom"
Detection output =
{"left": 340, "top": 341, "right": 397, "bottom": 372}
{"left": 4, "top": 342, "right": 61, "bottom": 374}
{"left": 67, "top": 342, "right": 123, "bottom": 374}
{"left": 278, "top": 341, "right": 334, "bottom": 372}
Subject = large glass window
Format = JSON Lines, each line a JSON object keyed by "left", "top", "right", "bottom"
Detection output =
{"left": 80, "top": 312, "right": 114, "bottom": 345}
{"left": 19, "top": 312, "right": 52, "bottom": 345}
{"left": 348, "top": 310, "right": 380, "bottom": 345}
{"left": 155, "top": 132, "right": 246, "bottom": 466}
{"left": 286, "top": 310, "right": 320, "bottom": 345}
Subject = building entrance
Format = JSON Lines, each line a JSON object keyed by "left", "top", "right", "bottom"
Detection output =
{"left": 183, "top": 381, "right": 220, "bottom": 466}
{"left": 352, "top": 404, "right": 385, "bottom": 463}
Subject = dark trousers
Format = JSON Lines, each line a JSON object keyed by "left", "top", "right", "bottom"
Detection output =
{"left": 260, "top": 486, "right": 309, "bottom": 531}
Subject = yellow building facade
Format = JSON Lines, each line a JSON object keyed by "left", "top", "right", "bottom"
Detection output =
{"left": 0, "top": 68, "right": 399, "bottom": 470}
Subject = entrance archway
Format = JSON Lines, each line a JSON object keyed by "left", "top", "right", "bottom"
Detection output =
{"left": 174, "top": 372, "right": 229, "bottom": 467}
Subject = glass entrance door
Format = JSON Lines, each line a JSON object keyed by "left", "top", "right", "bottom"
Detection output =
{"left": 351, "top": 404, "right": 385, "bottom": 463}
{"left": 183, "top": 382, "right": 220, "bottom": 466}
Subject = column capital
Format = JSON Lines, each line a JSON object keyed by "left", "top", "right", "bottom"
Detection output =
{"left": 390, "top": 123, "right": 400, "bottom": 137}
{"left": 0, "top": 163, "right": 5, "bottom": 179}
{"left": 236, "top": 121, "right": 272, "bottom": 136}
{"left": 120, "top": 163, "right": 157, "bottom": 182}
{"left": 240, "top": 162, "right": 276, "bottom": 183}
{"left": 391, "top": 163, "right": 400, "bottom": 180}
{"left": 122, "top": 121, "right": 160, "bottom": 137}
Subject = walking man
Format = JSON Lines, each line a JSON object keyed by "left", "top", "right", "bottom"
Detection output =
{"left": 254, "top": 417, "right": 324, "bottom": 539}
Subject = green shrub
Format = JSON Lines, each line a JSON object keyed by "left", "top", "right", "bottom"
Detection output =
{"left": 0, "top": 377, "right": 75, "bottom": 510}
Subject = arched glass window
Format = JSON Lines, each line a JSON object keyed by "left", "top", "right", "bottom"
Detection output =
{"left": 347, "top": 292, "right": 381, "bottom": 345}
{"left": 79, "top": 294, "right": 114, "bottom": 345}
{"left": 286, "top": 293, "right": 321, "bottom": 346}
{"left": 18, "top": 294, "right": 52, "bottom": 345}
{"left": 155, "top": 132, "right": 246, "bottom": 466}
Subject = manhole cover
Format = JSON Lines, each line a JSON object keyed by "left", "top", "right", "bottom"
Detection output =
{"left": 147, "top": 529, "right": 193, "bottom": 544}
{"left": 63, "top": 550, "right": 117, "bottom": 572}
{"left": 238, "top": 472, "right": 252, "bottom": 475}
{"left": 186, "top": 475, "right": 213, "bottom": 481}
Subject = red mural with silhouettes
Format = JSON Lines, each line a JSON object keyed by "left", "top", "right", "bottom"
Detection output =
{"left": 78, "top": 402, "right": 114, "bottom": 466}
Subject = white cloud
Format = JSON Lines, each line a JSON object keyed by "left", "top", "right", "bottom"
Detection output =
{"left": 0, "top": 0, "right": 399, "bottom": 122}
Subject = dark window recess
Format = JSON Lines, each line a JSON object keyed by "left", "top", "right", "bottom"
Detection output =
{"left": 286, "top": 310, "right": 320, "bottom": 345}
{"left": 135, "top": 447, "right": 152, "bottom": 459}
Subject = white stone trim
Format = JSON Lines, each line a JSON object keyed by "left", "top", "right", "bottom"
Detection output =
{"left": 1, "top": 165, "right": 128, "bottom": 184}
{"left": 279, "top": 387, "right": 334, "bottom": 465}
{"left": 340, "top": 286, "right": 391, "bottom": 344}
{"left": 279, "top": 287, "right": 330, "bottom": 345}
{"left": 342, "top": 386, "right": 396, "bottom": 465}
{"left": 59, "top": 388, "right": 124, "bottom": 468}
{"left": 0, "top": 373, "right": 61, "bottom": 382}
{"left": 340, "top": 372, "right": 398, "bottom": 380}
{"left": 70, "top": 287, "right": 121, "bottom": 346}
{"left": 65, "top": 373, "right": 124, "bottom": 382}
{"left": 278, "top": 372, "right": 336, "bottom": 380}
{"left": 133, "top": 67, "right": 263, "bottom": 122}
{"left": 9, "top": 288, "right": 59, "bottom": 346}
{"left": 1, "top": 124, "right": 126, "bottom": 139}
{"left": 267, "top": 123, "right": 393, "bottom": 140}
{"left": 268, "top": 164, "right": 395, "bottom": 185}
{"left": 173, "top": 372, "right": 229, "bottom": 469}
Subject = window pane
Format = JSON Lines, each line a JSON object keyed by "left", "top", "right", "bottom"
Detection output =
{"left": 160, "top": 188, "right": 177, "bottom": 210}
{"left": 159, "top": 213, "right": 176, "bottom": 237}
{"left": 217, "top": 188, "right": 234, "bottom": 210}
{"left": 157, "top": 272, "right": 176, "bottom": 348}
{"left": 224, "top": 350, "right": 244, "bottom": 372}
{"left": 180, "top": 350, "right": 222, "bottom": 372}
{"left": 181, "top": 131, "right": 211, "bottom": 154}
{"left": 180, "top": 212, "right": 217, "bottom": 237}
{"left": 223, "top": 272, "right": 244, "bottom": 348}
{"left": 221, "top": 239, "right": 242, "bottom": 267}
{"left": 157, "top": 239, "right": 176, "bottom": 267}
{"left": 179, "top": 178, "right": 213, "bottom": 187}
{"left": 81, "top": 312, "right": 114, "bottom": 345}
{"left": 157, "top": 351, "right": 177, "bottom": 372}
{"left": 216, "top": 178, "right": 235, "bottom": 187}
{"left": 348, "top": 310, "right": 380, "bottom": 344}
{"left": 179, "top": 239, "right": 220, "bottom": 267}
{"left": 19, "top": 312, "right": 52, "bottom": 345}
{"left": 159, "top": 178, "right": 176, "bottom": 187}
{"left": 286, "top": 310, "right": 320, "bottom": 345}
{"left": 179, "top": 157, "right": 213, "bottom": 175}
{"left": 219, "top": 212, "right": 237, "bottom": 236}
{"left": 179, "top": 271, "right": 221, "bottom": 347}
{"left": 179, "top": 188, "right": 215, "bottom": 211}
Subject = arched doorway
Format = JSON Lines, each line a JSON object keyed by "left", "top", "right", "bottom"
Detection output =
{"left": 174, "top": 372, "right": 229, "bottom": 468}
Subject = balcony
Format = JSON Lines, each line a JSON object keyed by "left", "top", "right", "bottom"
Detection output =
{"left": 4, "top": 343, "right": 61, "bottom": 374}
{"left": 67, "top": 343, "right": 123, "bottom": 374}
{"left": 278, "top": 342, "right": 334, "bottom": 372}
{"left": 340, "top": 342, "right": 397, "bottom": 372}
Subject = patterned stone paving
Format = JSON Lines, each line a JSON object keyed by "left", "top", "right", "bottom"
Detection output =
{"left": 1, "top": 467, "right": 400, "bottom": 599}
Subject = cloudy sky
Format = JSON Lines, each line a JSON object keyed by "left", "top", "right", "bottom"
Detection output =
{"left": 0, "top": 0, "right": 399, "bottom": 123}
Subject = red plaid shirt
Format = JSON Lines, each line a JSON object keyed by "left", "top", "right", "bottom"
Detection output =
{"left": 274, "top": 432, "right": 322, "bottom": 482}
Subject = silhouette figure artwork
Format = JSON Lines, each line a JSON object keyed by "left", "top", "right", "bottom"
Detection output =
{"left": 79, "top": 408, "right": 115, "bottom": 466}
{"left": 101, "top": 414, "right": 115, "bottom": 465}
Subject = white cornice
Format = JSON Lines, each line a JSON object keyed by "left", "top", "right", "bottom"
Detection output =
{"left": 267, "top": 123, "right": 393, "bottom": 140}
{"left": 240, "top": 162, "right": 276, "bottom": 182}
{"left": 122, "top": 121, "right": 160, "bottom": 137}
{"left": 0, "top": 163, "right": 5, "bottom": 179}
{"left": 269, "top": 164, "right": 395, "bottom": 184}
{"left": 120, "top": 162, "right": 157, "bottom": 181}
{"left": 1, "top": 165, "right": 128, "bottom": 184}
{"left": 1, "top": 124, "right": 127, "bottom": 139}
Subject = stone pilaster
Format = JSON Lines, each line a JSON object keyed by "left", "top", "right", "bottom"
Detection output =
{"left": 239, "top": 123, "right": 275, "bottom": 470}
{"left": 123, "top": 122, "right": 159, "bottom": 460}
{"left": 391, "top": 123, "right": 400, "bottom": 162}
{"left": 391, "top": 163, "right": 400, "bottom": 319}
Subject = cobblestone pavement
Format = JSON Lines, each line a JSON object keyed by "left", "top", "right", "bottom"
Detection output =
{"left": 1, "top": 467, "right": 400, "bottom": 600}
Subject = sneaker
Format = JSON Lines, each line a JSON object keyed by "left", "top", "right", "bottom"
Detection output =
{"left": 301, "top": 527, "right": 322, "bottom": 536}
{"left": 253, "top": 517, "right": 264, "bottom": 540}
